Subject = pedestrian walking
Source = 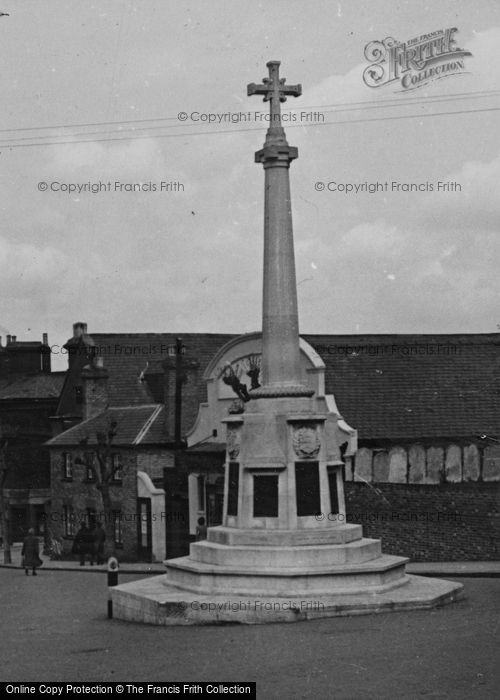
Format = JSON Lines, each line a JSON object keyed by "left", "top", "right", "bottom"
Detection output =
{"left": 73, "top": 522, "right": 95, "bottom": 566}
{"left": 21, "top": 528, "right": 42, "bottom": 576}
{"left": 93, "top": 521, "right": 106, "bottom": 564}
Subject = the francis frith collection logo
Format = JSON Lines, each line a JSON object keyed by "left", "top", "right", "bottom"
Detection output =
{"left": 363, "top": 28, "right": 472, "bottom": 91}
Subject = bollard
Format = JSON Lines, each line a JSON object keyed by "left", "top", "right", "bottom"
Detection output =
{"left": 107, "top": 556, "right": 119, "bottom": 619}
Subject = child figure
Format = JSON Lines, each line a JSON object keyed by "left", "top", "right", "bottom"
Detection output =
{"left": 195, "top": 516, "right": 207, "bottom": 541}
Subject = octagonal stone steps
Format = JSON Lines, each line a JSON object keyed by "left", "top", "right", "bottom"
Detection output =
{"left": 110, "top": 573, "right": 464, "bottom": 625}
{"left": 189, "top": 537, "right": 382, "bottom": 568}
{"left": 165, "top": 552, "right": 409, "bottom": 595}
{"left": 206, "top": 524, "right": 363, "bottom": 546}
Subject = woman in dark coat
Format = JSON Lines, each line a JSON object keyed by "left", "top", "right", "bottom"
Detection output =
{"left": 22, "top": 528, "right": 41, "bottom": 576}
{"left": 73, "top": 522, "right": 96, "bottom": 566}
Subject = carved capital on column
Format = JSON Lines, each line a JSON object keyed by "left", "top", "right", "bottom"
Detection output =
{"left": 255, "top": 144, "right": 298, "bottom": 168}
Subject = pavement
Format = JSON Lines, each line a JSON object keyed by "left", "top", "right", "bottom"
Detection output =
{"left": 2, "top": 542, "right": 500, "bottom": 576}
{"left": 0, "top": 543, "right": 164, "bottom": 574}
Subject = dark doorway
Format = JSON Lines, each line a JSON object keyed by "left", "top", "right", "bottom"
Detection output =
{"left": 164, "top": 469, "right": 190, "bottom": 559}
{"left": 206, "top": 477, "right": 224, "bottom": 526}
{"left": 10, "top": 506, "right": 28, "bottom": 542}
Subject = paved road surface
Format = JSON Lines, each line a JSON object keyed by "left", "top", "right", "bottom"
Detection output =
{"left": 0, "top": 568, "right": 498, "bottom": 699}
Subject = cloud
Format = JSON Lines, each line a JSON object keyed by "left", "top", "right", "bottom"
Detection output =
{"left": 419, "top": 149, "right": 500, "bottom": 232}
{"left": 0, "top": 236, "right": 68, "bottom": 296}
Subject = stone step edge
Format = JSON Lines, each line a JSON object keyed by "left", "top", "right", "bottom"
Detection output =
{"left": 208, "top": 523, "right": 362, "bottom": 542}
{"left": 110, "top": 576, "right": 464, "bottom": 625}
{"left": 166, "top": 553, "right": 409, "bottom": 577}
{"left": 192, "top": 537, "right": 381, "bottom": 553}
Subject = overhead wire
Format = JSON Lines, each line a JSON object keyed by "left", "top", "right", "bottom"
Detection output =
{"left": 0, "top": 87, "right": 498, "bottom": 136}
{"left": 0, "top": 96, "right": 499, "bottom": 149}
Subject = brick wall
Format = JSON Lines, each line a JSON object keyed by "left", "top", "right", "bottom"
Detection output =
{"left": 344, "top": 482, "right": 500, "bottom": 561}
{"left": 2, "top": 405, "right": 55, "bottom": 490}
{"left": 137, "top": 448, "right": 174, "bottom": 481}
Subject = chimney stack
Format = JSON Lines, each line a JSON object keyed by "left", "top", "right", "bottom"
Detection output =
{"left": 81, "top": 356, "right": 109, "bottom": 420}
{"left": 64, "top": 321, "right": 93, "bottom": 370}
{"left": 41, "top": 333, "right": 51, "bottom": 373}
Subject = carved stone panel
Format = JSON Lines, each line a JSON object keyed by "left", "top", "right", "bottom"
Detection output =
{"left": 463, "top": 444, "right": 480, "bottom": 481}
{"left": 483, "top": 445, "right": 500, "bottom": 481}
{"left": 445, "top": 445, "right": 462, "bottom": 483}
{"left": 408, "top": 444, "right": 426, "bottom": 484}
{"left": 426, "top": 447, "right": 444, "bottom": 484}
{"left": 226, "top": 426, "right": 241, "bottom": 460}
{"left": 354, "top": 447, "right": 373, "bottom": 483}
{"left": 388, "top": 447, "right": 407, "bottom": 483}
{"left": 292, "top": 424, "right": 321, "bottom": 459}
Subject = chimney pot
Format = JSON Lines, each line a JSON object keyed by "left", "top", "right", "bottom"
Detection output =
{"left": 6, "top": 335, "right": 11, "bottom": 344}
{"left": 42, "top": 333, "right": 48, "bottom": 345}
{"left": 11, "top": 335, "right": 16, "bottom": 343}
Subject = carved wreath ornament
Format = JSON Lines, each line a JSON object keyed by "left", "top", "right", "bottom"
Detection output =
{"left": 292, "top": 425, "right": 321, "bottom": 459}
{"left": 226, "top": 426, "right": 241, "bottom": 460}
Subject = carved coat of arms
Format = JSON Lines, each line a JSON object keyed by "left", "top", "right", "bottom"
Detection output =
{"left": 292, "top": 425, "right": 321, "bottom": 459}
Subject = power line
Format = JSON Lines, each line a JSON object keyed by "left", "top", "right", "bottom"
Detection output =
{"left": 0, "top": 87, "right": 498, "bottom": 137}
{"left": 0, "top": 104, "right": 499, "bottom": 150}
{"left": 3, "top": 88, "right": 499, "bottom": 146}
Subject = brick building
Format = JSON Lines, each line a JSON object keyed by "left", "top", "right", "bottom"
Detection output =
{"left": 46, "top": 324, "right": 233, "bottom": 561}
{"left": 0, "top": 333, "right": 64, "bottom": 542}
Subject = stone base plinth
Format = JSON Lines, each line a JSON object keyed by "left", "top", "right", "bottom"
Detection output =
{"left": 165, "top": 552, "right": 407, "bottom": 595}
{"left": 110, "top": 574, "right": 463, "bottom": 626}
{"left": 110, "top": 523, "right": 464, "bottom": 625}
{"left": 189, "top": 536, "right": 382, "bottom": 569}
{"left": 207, "top": 524, "right": 363, "bottom": 546}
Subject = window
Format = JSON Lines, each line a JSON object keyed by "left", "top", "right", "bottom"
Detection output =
{"left": 295, "top": 462, "right": 321, "bottom": 517}
{"left": 85, "top": 452, "right": 95, "bottom": 481}
{"left": 227, "top": 462, "right": 239, "bottom": 516}
{"left": 197, "top": 475, "right": 205, "bottom": 511}
{"left": 112, "top": 454, "right": 122, "bottom": 482}
{"left": 63, "top": 505, "right": 76, "bottom": 536}
{"left": 63, "top": 453, "right": 73, "bottom": 480}
{"left": 113, "top": 511, "right": 123, "bottom": 546}
{"left": 86, "top": 508, "right": 96, "bottom": 529}
{"left": 253, "top": 474, "right": 279, "bottom": 518}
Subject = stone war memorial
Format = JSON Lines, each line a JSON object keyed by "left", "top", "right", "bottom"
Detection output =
{"left": 111, "top": 61, "right": 463, "bottom": 625}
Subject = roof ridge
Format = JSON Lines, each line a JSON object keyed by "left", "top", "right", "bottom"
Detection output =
{"left": 133, "top": 404, "right": 163, "bottom": 445}
{"left": 108, "top": 404, "right": 160, "bottom": 410}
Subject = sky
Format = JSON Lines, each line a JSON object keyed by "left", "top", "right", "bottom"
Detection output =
{"left": 0, "top": 0, "right": 499, "bottom": 370}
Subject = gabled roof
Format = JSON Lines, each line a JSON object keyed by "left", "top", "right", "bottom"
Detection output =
{"left": 88, "top": 333, "right": 235, "bottom": 408}
{"left": 304, "top": 333, "right": 500, "bottom": 441}
{"left": 54, "top": 332, "right": 235, "bottom": 435}
{"left": 46, "top": 405, "right": 169, "bottom": 447}
{"left": 0, "top": 372, "right": 65, "bottom": 400}
{"left": 53, "top": 331, "right": 500, "bottom": 443}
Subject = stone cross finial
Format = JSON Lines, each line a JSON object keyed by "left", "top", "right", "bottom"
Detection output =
{"left": 247, "top": 61, "right": 302, "bottom": 125}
